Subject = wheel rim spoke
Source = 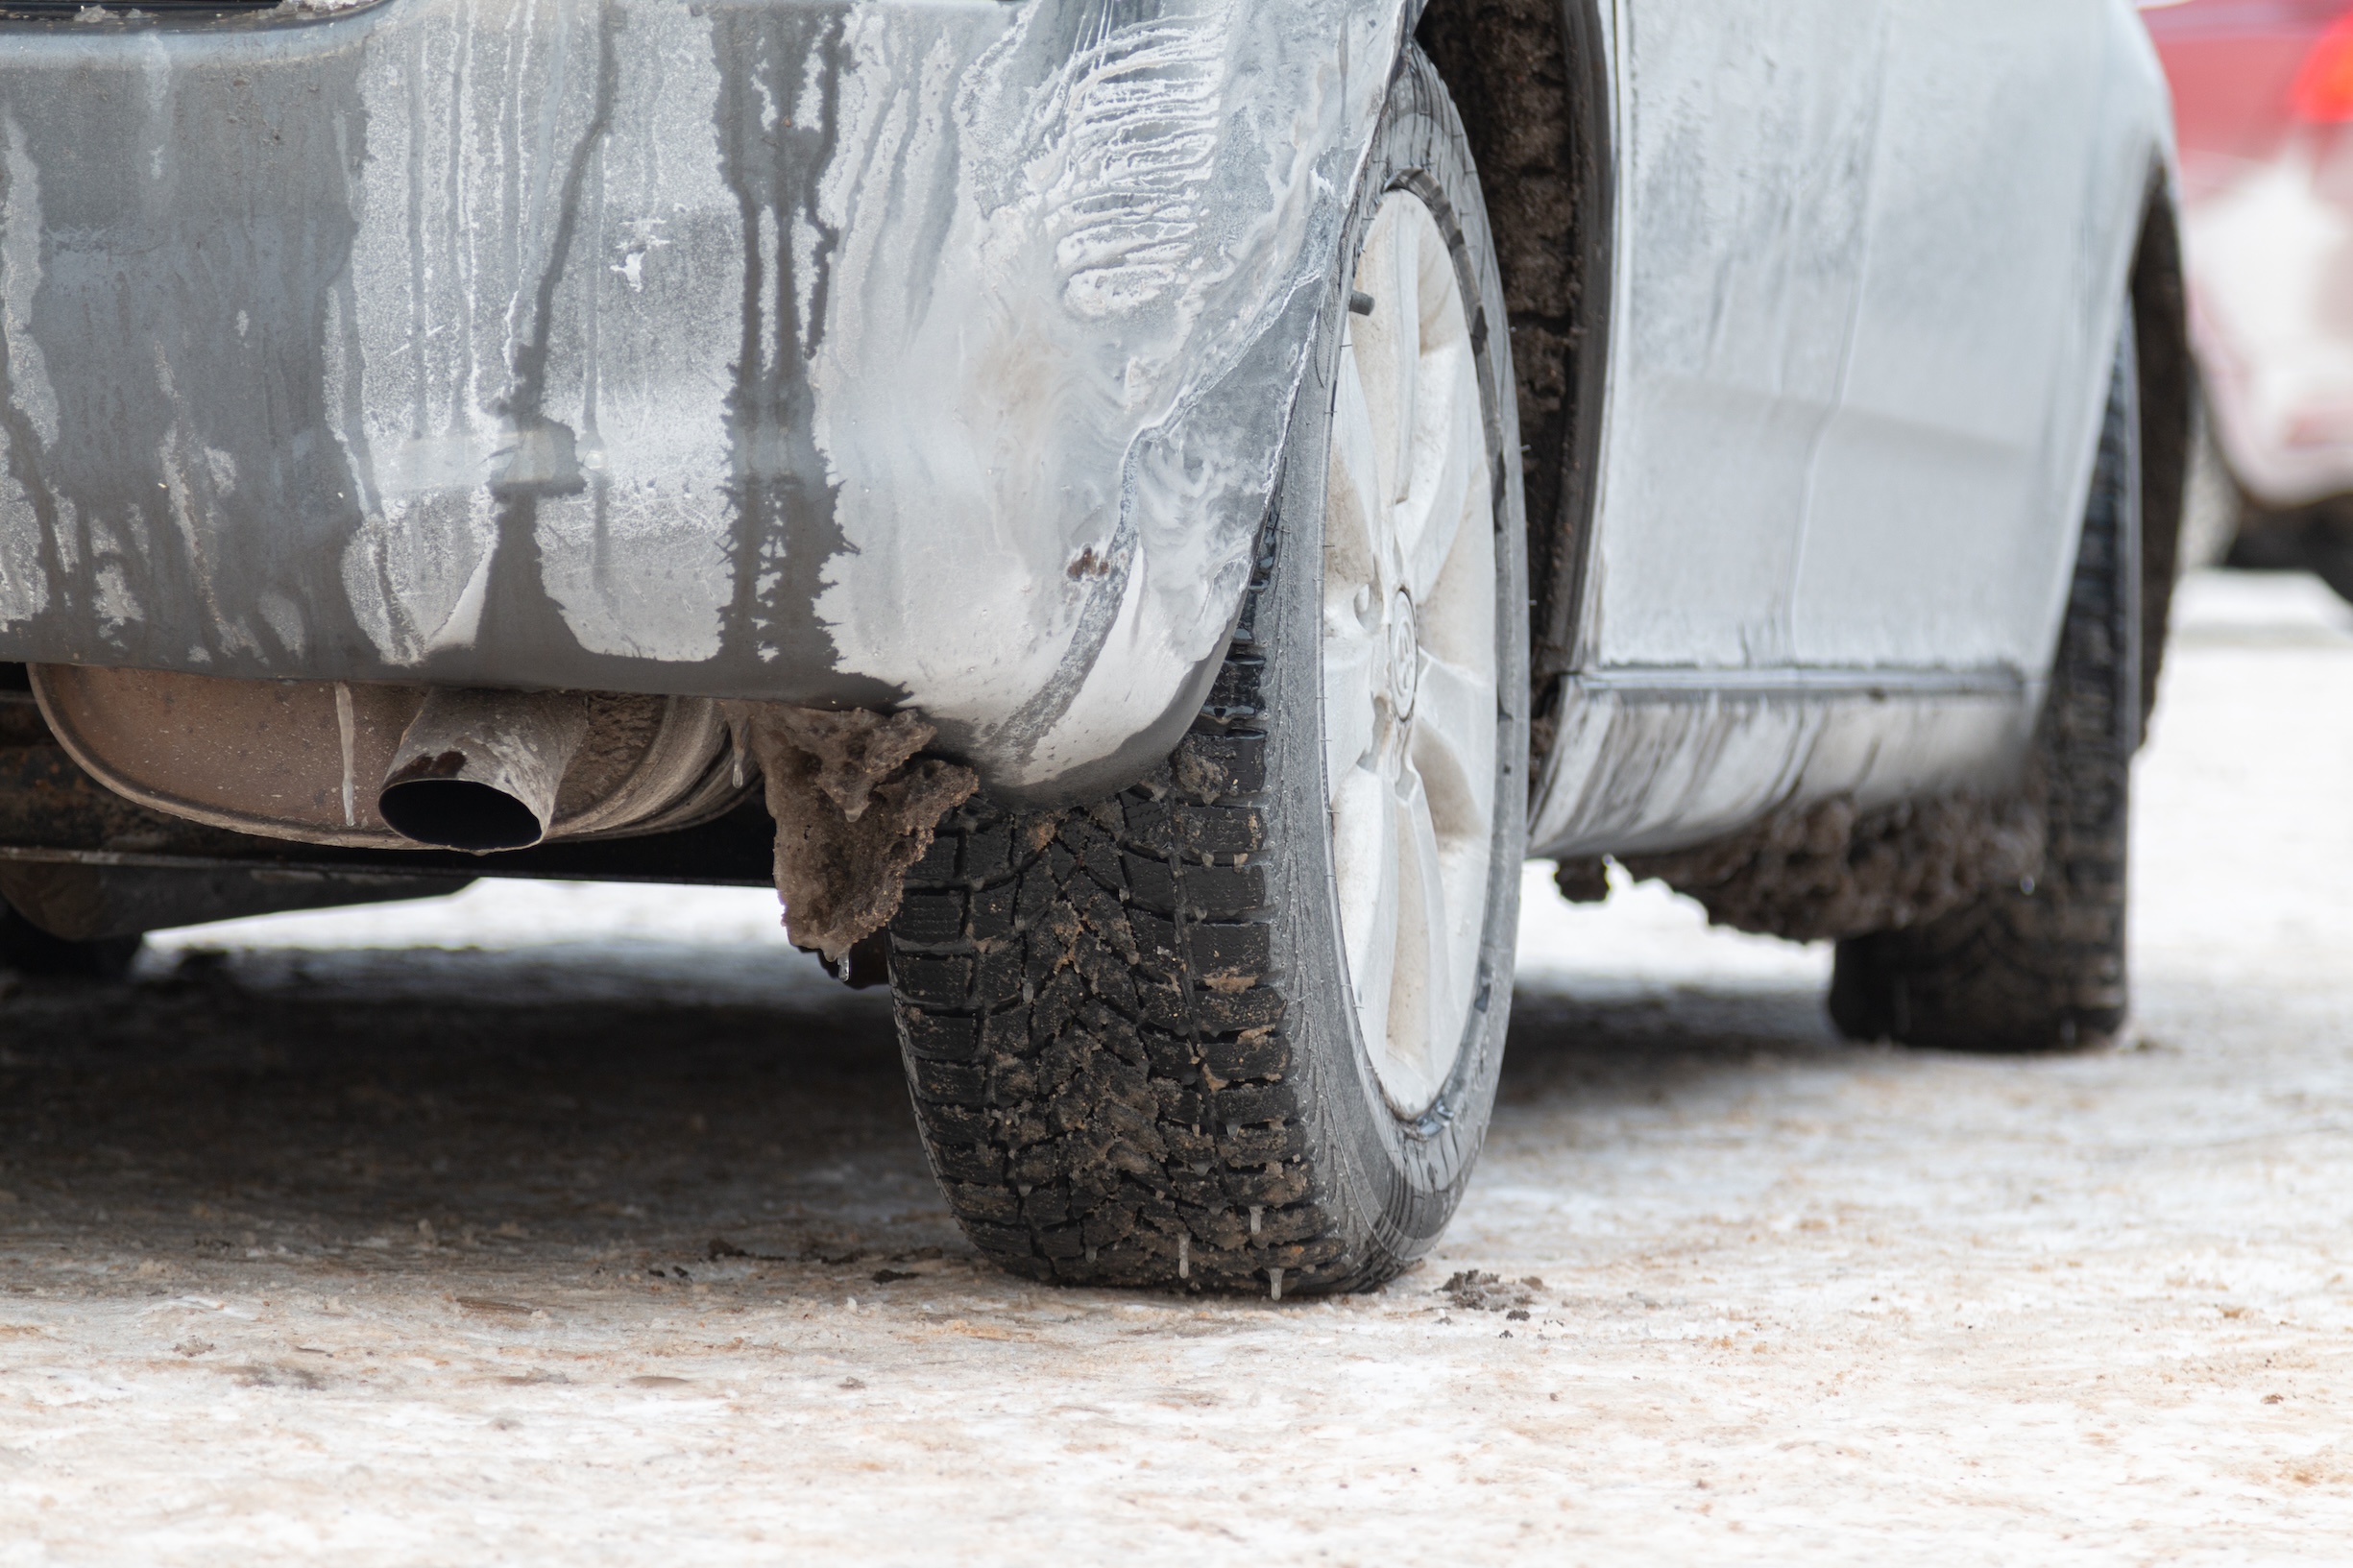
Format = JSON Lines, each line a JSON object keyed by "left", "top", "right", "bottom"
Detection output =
{"left": 1380, "top": 760, "right": 1461, "bottom": 1113}
{"left": 1396, "top": 341, "right": 1482, "bottom": 605}
{"left": 1380, "top": 205, "right": 1428, "bottom": 506}
{"left": 1322, "top": 622, "right": 1381, "bottom": 792}
{"left": 1407, "top": 649, "right": 1496, "bottom": 838}
{"left": 1349, "top": 205, "right": 1417, "bottom": 520}
{"left": 1324, "top": 347, "right": 1388, "bottom": 595}
{"left": 1332, "top": 760, "right": 1400, "bottom": 1057}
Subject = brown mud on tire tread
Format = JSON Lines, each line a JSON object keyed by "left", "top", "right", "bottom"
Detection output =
{"left": 1829, "top": 329, "right": 2144, "bottom": 1052}
{"left": 884, "top": 543, "right": 1338, "bottom": 1292}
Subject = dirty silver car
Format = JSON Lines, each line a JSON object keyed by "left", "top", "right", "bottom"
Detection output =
{"left": 0, "top": 0, "right": 2191, "bottom": 1294}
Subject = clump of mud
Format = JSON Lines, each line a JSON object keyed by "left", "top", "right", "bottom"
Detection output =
{"left": 1441, "top": 1269, "right": 1545, "bottom": 1315}
{"left": 724, "top": 705, "right": 977, "bottom": 961}
{"left": 1623, "top": 790, "right": 2045, "bottom": 943}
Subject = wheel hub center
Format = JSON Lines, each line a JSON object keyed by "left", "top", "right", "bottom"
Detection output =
{"left": 1389, "top": 590, "right": 1419, "bottom": 719}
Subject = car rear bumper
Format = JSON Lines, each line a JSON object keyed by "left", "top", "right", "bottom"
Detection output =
{"left": 0, "top": 0, "right": 1400, "bottom": 796}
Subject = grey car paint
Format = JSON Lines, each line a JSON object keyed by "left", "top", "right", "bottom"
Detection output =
{"left": 0, "top": 0, "right": 2181, "bottom": 862}
{"left": 0, "top": 0, "right": 1409, "bottom": 800}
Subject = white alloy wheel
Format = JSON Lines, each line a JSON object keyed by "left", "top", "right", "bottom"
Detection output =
{"left": 1322, "top": 190, "right": 1499, "bottom": 1119}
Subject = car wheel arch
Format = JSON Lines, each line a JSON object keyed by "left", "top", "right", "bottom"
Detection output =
{"left": 1413, "top": 0, "right": 1616, "bottom": 795}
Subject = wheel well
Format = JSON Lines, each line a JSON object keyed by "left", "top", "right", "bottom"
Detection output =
{"left": 1414, "top": 0, "right": 1613, "bottom": 784}
{"left": 2130, "top": 176, "right": 2194, "bottom": 744}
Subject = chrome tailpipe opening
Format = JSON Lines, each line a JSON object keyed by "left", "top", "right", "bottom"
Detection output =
{"left": 376, "top": 688, "right": 591, "bottom": 851}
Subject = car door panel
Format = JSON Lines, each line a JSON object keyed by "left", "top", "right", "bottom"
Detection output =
{"left": 1789, "top": 0, "right": 2110, "bottom": 673}
{"left": 1531, "top": 0, "right": 2167, "bottom": 859}
{"left": 1584, "top": 0, "right": 1887, "bottom": 671}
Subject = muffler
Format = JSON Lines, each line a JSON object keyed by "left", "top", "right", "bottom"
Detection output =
{"left": 376, "top": 688, "right": 591, "bottom": 851}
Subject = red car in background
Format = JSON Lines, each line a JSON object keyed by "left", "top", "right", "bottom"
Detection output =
{"left": 2148, "top": 0, "right": 2353, "bottom": 595}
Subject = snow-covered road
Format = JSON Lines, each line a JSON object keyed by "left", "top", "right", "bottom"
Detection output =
{"left": 3, "top": 569, "right": 2351, "bottom": 1563}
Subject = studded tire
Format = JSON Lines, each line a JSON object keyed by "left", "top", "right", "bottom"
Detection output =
{"left": 885, "top": 49, "right": 1529, "bottom": 1296}
{"left": 1828, "top": 325, "right": 2144, "bottom": 1051}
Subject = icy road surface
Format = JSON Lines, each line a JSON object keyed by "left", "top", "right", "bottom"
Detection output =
{"left": 3, "top": 569, "right": 2353, "bottom": 1563}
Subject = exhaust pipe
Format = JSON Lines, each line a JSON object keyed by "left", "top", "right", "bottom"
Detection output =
{"left": 377, "top": 688, "right": 590, "bottom": 851}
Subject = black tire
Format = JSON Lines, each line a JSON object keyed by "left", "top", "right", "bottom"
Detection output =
{"left": 885, "top": 48, "right": 1529, "bottom": 1295}
{"left": 1829, "top": 326, "right": 2143, "bottom": 1051}
{"left": 0, "top": 899, "right": 141, "bottom": 982}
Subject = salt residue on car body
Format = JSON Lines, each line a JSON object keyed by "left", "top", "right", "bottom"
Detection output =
{"left": 809, "top": 0, "right": 1401, "bottom": 786}
{"left": 0, "top": 0, "right": 1407, "bottom": 799}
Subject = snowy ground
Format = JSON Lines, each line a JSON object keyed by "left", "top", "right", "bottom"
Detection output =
{"left": 2, "top": 569, "right": 2351, "bottom": 1564}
